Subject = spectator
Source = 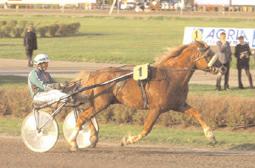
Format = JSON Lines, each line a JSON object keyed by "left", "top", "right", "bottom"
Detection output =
{"left": 24, "top": 25, "right": 37, "bottom": 67}
{"left": 215, "top": 32, "right": 232, "bottom": 91}
{"left": 234, "top": 36, "right": 253, "bottom": 89}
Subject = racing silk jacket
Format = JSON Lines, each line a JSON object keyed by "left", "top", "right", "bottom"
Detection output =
{"left": 28, "top": 69, "right": 55, "bottom": 97}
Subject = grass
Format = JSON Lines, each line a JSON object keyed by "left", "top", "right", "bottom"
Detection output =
{"left": 189, "top": 84, "right": 255, "bottom": 97}
{"left": 0, "top": 76, "right": 28, "bottom": 87}
{"left": 0, "top": 117, "right": 22, "bottom": 136}
{"left": 100, "top": 124, "right": 255, "bottom": 150}
{"left": 1, "top": 15, "right": 255, "bottom": 66}
{"left": 1, "top": 117, "right": 255, "bottom": 150}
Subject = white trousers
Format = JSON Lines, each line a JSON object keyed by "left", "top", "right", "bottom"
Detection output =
{"left": 33, "top": 89, "right": 68, "bottom": 104}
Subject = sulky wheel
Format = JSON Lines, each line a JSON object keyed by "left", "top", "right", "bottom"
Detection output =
{"left": 21, "top": 110, "right": 59, "bottom": 153}
{"left": 63, "top": 110, "right": 99, "bottom": 148}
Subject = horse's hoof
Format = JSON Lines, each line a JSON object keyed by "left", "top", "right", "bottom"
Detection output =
{"left": 69, "top": 141, "right": 78, "bottom": 152}
{"left": 69, "top": 145, "right": 78, "bottom": 152}
{"left": 89, "top": 135, "right": 98, "bottom": 148}
{"left": 120, "top": 137, "right": 127, "bottom": 147}
{"left": 204, "top": 128, "right": 217, "bottom": 145}
{"left": 208, "top": 136, "right": 217, "bottom": 146}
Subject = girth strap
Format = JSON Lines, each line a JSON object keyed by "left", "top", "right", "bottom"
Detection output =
{"left": 138, "top": 80, "right": 148, "bottom": 109}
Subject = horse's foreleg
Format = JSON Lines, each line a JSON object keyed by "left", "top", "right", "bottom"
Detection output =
{"left": 121, "top": 108, "right": 160, "bottom": 146}
{"left": 68, "top": 107, "right": 95, "bottom": 152}
{"left": 181, "top": 104, "right": 217, "bottom": 144}
{"left": 69, "top": 90, "right": 112, "bottom": 151}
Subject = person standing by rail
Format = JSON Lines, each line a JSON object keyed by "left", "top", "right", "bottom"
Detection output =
{"left": 24, "top": 25, "right": 37, "bottom": 67}
{"left": 215, "top": 32, "right": 232, "bottom": 91}
{"left": 234, "top": 36, "right": 254, "bottom": 89}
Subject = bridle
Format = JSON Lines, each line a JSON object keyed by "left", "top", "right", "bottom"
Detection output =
{"left": 192, "top": 43, "right": 219, "bottom": 74}
{"left": 193, "top": 45, "right": 211, "bottom": 63}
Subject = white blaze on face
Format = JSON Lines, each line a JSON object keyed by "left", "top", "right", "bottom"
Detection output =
{"left": 208, "top": 54, "right": 218, "bottom": 67}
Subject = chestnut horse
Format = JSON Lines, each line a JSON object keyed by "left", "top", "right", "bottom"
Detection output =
{"left": 68, "top": 41, "right": 221, "bottom": 151}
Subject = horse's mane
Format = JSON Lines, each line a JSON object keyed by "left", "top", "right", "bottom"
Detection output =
{"left": 154, "top": 44, "right": 189, "bottom": 65}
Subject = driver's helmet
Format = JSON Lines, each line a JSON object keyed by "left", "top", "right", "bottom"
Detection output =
{"left": 34, "top": 54, "right": 49, "bottom": 65}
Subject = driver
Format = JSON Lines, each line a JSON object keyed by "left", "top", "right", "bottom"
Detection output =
{"left": 28, "top": 53, "right": 68, "bottom": 104}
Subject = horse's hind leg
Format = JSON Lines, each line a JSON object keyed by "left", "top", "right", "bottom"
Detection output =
{"left": 180, "top": 103, "right": 217, "bottom": 144}
{"left": 121, "top": 108, "right": 160, "bottom": 146}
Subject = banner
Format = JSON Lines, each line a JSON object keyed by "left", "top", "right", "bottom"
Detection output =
{"left": 183, "top": 27, "right": 255, "bottom": 48}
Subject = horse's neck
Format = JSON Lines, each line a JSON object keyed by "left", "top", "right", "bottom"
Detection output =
{"left": 165, "top": 52, "right": 194, "bottom": 68}
{"left": 158, "top": 53, "right": 195, "bottom": 86}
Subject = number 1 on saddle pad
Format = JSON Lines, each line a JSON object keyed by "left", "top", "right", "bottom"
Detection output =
{"left": 133, "top": 63, "right": 149, "bottom": 81}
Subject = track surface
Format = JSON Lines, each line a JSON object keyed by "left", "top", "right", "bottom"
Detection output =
{"left": 1, "top": 136, "right": 255, "bottom": 168}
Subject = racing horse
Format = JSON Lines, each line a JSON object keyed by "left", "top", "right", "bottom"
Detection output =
{"left": 68, "top": 41, "right": 221, "bottom": 151}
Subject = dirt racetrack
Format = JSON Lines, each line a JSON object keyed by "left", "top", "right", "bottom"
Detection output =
{"left": 1, "top": 136, "right": 255, "bottom": 168}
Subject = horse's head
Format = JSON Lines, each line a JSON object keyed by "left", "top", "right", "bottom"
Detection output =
{"left": 191, "top": 41, "right": 222, "bottom": 73}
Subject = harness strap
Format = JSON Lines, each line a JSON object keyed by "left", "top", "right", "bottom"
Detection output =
{"left": 113, "top": 80, "right": 127, "bottom": 96}
{"left": 138, "top": 80, "right": 148, "bottom": 109}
